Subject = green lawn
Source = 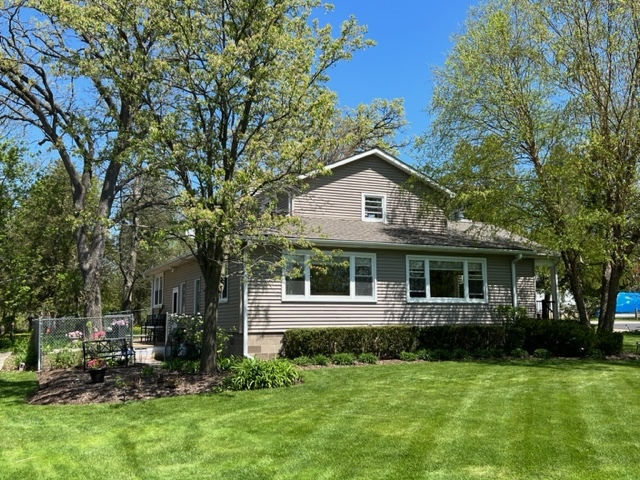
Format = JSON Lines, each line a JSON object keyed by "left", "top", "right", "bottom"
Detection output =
{"left": 2, "top": 358, "right": 640, "bottom": 480}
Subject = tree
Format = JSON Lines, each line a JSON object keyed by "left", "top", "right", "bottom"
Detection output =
{"left": 10, "top": 162, "right": 83, "bottom": 317}
{"left": 425, "top": 0, "right": 640, "bottom": 331}
{"left": 0, "top": 0, "right": 165, "bottom": 317}
{"left": 0, "top": 142, "right": 33, "bottom": 329}
{"left": 148, "top": 0, "right": 403, "bottom": 373}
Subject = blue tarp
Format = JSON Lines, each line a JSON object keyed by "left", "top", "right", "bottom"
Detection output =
{"left": 616, "top": 292, "right": 640, "bottom": 314}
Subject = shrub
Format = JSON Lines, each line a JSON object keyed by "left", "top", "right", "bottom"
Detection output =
{"left": 586, "top": 348, "right": 604, "bottom": 359}
{"left": 48, "top": 349, "right": 83, "bottom": 369}
{"left": 430, "top": 349, "right": 453, "bottom": 361}
{"left": 452, "top": 348, "right": 471, "bottom": 360}
{"left": 226, "top": 358, "right": 301, "bottom": 390}
{"left": 399, "top": 351, "right": 418, "bottom": 362}
{"left": 510, "top": 348, "right": 528, "bottom": 358}
{"left": 416, "top": 349, "right": 433, "bottom": 361}
{"left": 473, "top": 349, "right": 501, "bottom": 359}
{"left": 281, "top": 326, "right": 419, "bottom": 359}
{"left": 218, "top": 355, "right": 242, "bottom": 371}
{"left": 311, "top": 354, "right": 329, "bottom": 366}
{"left": 594, "top": 331, "right": 623, "bottom": 355}
{"left": 161, "top": 358, "right": 199, "bottom": 373}
{"left": 332, "top": 353, "right": 356, "bottom": 365}
{"left": 518, "top": 319, "right": 593, "bottom": 357}
{"left": 292, "top": 356, "right": 313, "bottom": 366}
{"left": 533, "top": 348, "right": 551, "bottom": 359}
{"left": 358, "top": 353, "right": 377, "bottom": 364}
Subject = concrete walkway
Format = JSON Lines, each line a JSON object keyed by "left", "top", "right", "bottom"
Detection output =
{"left": 0, "top": 351, "right": 11, "bottom": 370}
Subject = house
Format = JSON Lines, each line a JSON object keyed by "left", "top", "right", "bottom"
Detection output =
{"left": 145, "top": 149, "right": 560, "bottom": 358}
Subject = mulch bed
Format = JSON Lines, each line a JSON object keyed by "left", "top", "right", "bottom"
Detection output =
{"left": 28, "top": 365, "right": 227, "bottom": 405}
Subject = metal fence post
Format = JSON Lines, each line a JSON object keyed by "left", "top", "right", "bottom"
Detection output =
{"left": 34, "top": 318, "right": 41, "bottom": 371}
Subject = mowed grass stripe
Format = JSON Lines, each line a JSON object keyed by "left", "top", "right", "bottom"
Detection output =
{"left": 2, "top": 360, "right": 640, "bottom": 479}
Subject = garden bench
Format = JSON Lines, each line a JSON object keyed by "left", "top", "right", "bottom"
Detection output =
{"left": 82, "top": 338, "right": 135, "bottom": 370}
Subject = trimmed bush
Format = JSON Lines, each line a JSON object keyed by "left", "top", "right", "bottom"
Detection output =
{"left": 311, "top": 354, "right": 329, "bottom": 366}
{"left": 416, "top": 349, "right": 433, "bottom": 361}
{"left": 332, "top": 353, "right": 356, "bottom": 365}
{"left": 280, "top": 321, "right": 603, "bottom": 361}
{"left": 594, "top": 331, "right": 623, "bottom": 355}
{"left": 510, "top": 348, "right": 528, "bottom": 358}
{"left": 358, "top": 353, "right": 378, "bottom": 364}
{"left": 292, "top": 356, "right": 313, "bottom": 366}
{"left": 517, "top": 319, "right": 593, "bottom": 357}
{"left": 281, "top": 326, "right": 419, "bottom": 359}
{"left": 227, "top": 358, "right": 301, "bottom": 390}
{"left": 533, "top": 348, "right": 551, "bottom": 359}
{"left": 399, "top": 351, "right": 418, "bottom": 362}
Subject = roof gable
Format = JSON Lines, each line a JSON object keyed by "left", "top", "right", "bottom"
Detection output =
{"left": 301, "top": 148, "right": 454, "bottom": 198}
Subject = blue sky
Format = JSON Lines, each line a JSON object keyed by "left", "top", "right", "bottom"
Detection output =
{"left": 320, "top": 1, "right": 478, "bottom": 159}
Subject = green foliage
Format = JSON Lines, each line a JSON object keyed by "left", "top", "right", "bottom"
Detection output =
{"left": 399, "top": 351, "right": 418, "bottom": 362}
{"left": 417, "top": 325, "right": 506, "bottom": 351}
{"left": 311, "top": 354, "right": 329, "bottom": 366}
{"left": 533, "top": 349, "right": 552, "bottom": 359}
{"left": 226, "top": 358, "right": 301, "bottom": 390}
{"left": 426, "top": 0, "right": 640, "bottom": 330}
{"left": 516, "top": 319, "right": 593, "bottom": 357}
{"left": 47, "top": 349, "right": 83, "bottom": 370}
{"left": 357, "top": 353, "right": 377, "bottom": 364}
{"left": 510, "top": 348, "right": 529, "bottom": 359}
{"left": 331, "top": 353, "right": 356, "bottom": 366}
{"left": 416, "top": 349, "right": 433, "bottom": 361}
{"left": 292, "top": 356, "right": 313, "bottom": 366}
{"left": 161, "top": 358, "right": 200, "bottom": 374}
{"left": 218, "top": 355, "right": 242, "bottom": 372}
{"left": 281, "top": 326, "right": 419, "bottom": 359}
{"left": 594, "top": 331, "right": 623, "bottom": 356}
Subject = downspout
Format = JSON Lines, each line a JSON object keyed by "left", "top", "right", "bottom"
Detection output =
{"left": 511, "top": 254, "right": 523, "bottom": 309}
{"left": 550, "top": 260, "right": 561, "bottom": 320}
{"left": 242, "top": 251, "right": 253, "bottom": 358}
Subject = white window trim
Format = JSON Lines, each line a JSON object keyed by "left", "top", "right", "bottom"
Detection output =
{"left": 282, "top": 251, "right": 377, "bottom": 302}
{"left": 405, "top": 255, "right": 488, "bottom": 304}
{"left": 361, "top": 193, "right": 387, "bottom": 223}
{"left": 172, "top": 286, "right": 180, "bottom": 314}
{"left": 152, "top": 274, "right": 164, "bottom": 308}
{"left": 194, "top": 278, "right": 201, "bottom": 315}
{"left": 220, "top": 261, "right": 229, "bottom": 304}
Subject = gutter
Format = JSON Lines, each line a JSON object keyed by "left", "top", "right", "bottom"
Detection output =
{"left": 511, "top": 254, "right": 523, "bottom": 308}
{"left": 242, "top": 251, "right": 253, "bottom": 359}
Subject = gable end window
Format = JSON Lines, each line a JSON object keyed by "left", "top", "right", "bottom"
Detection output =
{"left": 283, "top": 252, "right": 376, "bottom": 302}
{"left": 362, "top": 194, "right": 386, "bottom": 222}
{"left": 406, "top": 256, "right": 487, "bottom": 303}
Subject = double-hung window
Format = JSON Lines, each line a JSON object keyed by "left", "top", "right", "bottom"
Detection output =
{"left": 283, "top": 252, "right": 376, "bottom": 302}
{"left": 406, "top": 256, "right": 487, "bottom": 303}
{"left": 153, "top": 274, "right": 164, "bottom": 307}
{"left": 362, "top": 193, "right": 386, "bottom": 222}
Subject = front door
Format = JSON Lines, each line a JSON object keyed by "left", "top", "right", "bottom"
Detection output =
{"left": 172, "top": 287, "right": 179, "bottom": 314}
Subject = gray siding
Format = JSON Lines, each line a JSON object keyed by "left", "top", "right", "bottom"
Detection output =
{"left": 293, "top": 155, "right": 447, "bottom": 232}
{"left": 247, "top": 250, "right": 524, "bottom": 333}
{"left": 157, "top": 259, "right": 241, "bottom": 331}
{"left": 516, "top": 260, "right": 536, "bottom": 317}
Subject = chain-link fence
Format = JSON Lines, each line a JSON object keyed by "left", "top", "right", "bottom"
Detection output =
{"left": 35, "top": 314, "right": 133, "bottom": 371}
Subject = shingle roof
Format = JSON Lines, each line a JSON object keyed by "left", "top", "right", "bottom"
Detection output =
{"left": 295, "top": 216, "right": 544, "bottom": 254}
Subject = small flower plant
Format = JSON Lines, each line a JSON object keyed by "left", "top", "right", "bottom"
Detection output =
{"left": 66, "top": 331, "right": 83, "bottom": 340}
{"left": 111, "top": 318, "right": 128, "bottom": 327}
{"left": 91, "top": 330, "right": 106, "bottom": 340}
{"left": 86, "top": 358, "right": 107, "bottom": 370}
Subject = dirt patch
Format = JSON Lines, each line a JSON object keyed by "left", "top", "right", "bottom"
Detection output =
{"left": 29, "top": 365, "right": 228, "bottom": 405}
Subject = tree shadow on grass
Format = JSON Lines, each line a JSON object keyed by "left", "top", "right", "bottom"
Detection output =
{"left": 0, "top": 377, "right": 39, "bottom": 406}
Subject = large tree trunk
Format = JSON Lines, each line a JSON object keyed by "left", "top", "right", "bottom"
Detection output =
{"left": 198, "top": 239, "right": 226, "bottom": 374}
{"left": 77, "top": 222, "right": 106, "bottom": 320}
{"left": 562, "top": 250, "right": 591, "bottom": 327}
{"left": 598, "top": 259, "right": 623, "bottom": 332}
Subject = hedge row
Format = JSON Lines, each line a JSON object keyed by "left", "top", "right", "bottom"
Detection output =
{"left": 280, "top": 321, "right": 623, "bottom": 359}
